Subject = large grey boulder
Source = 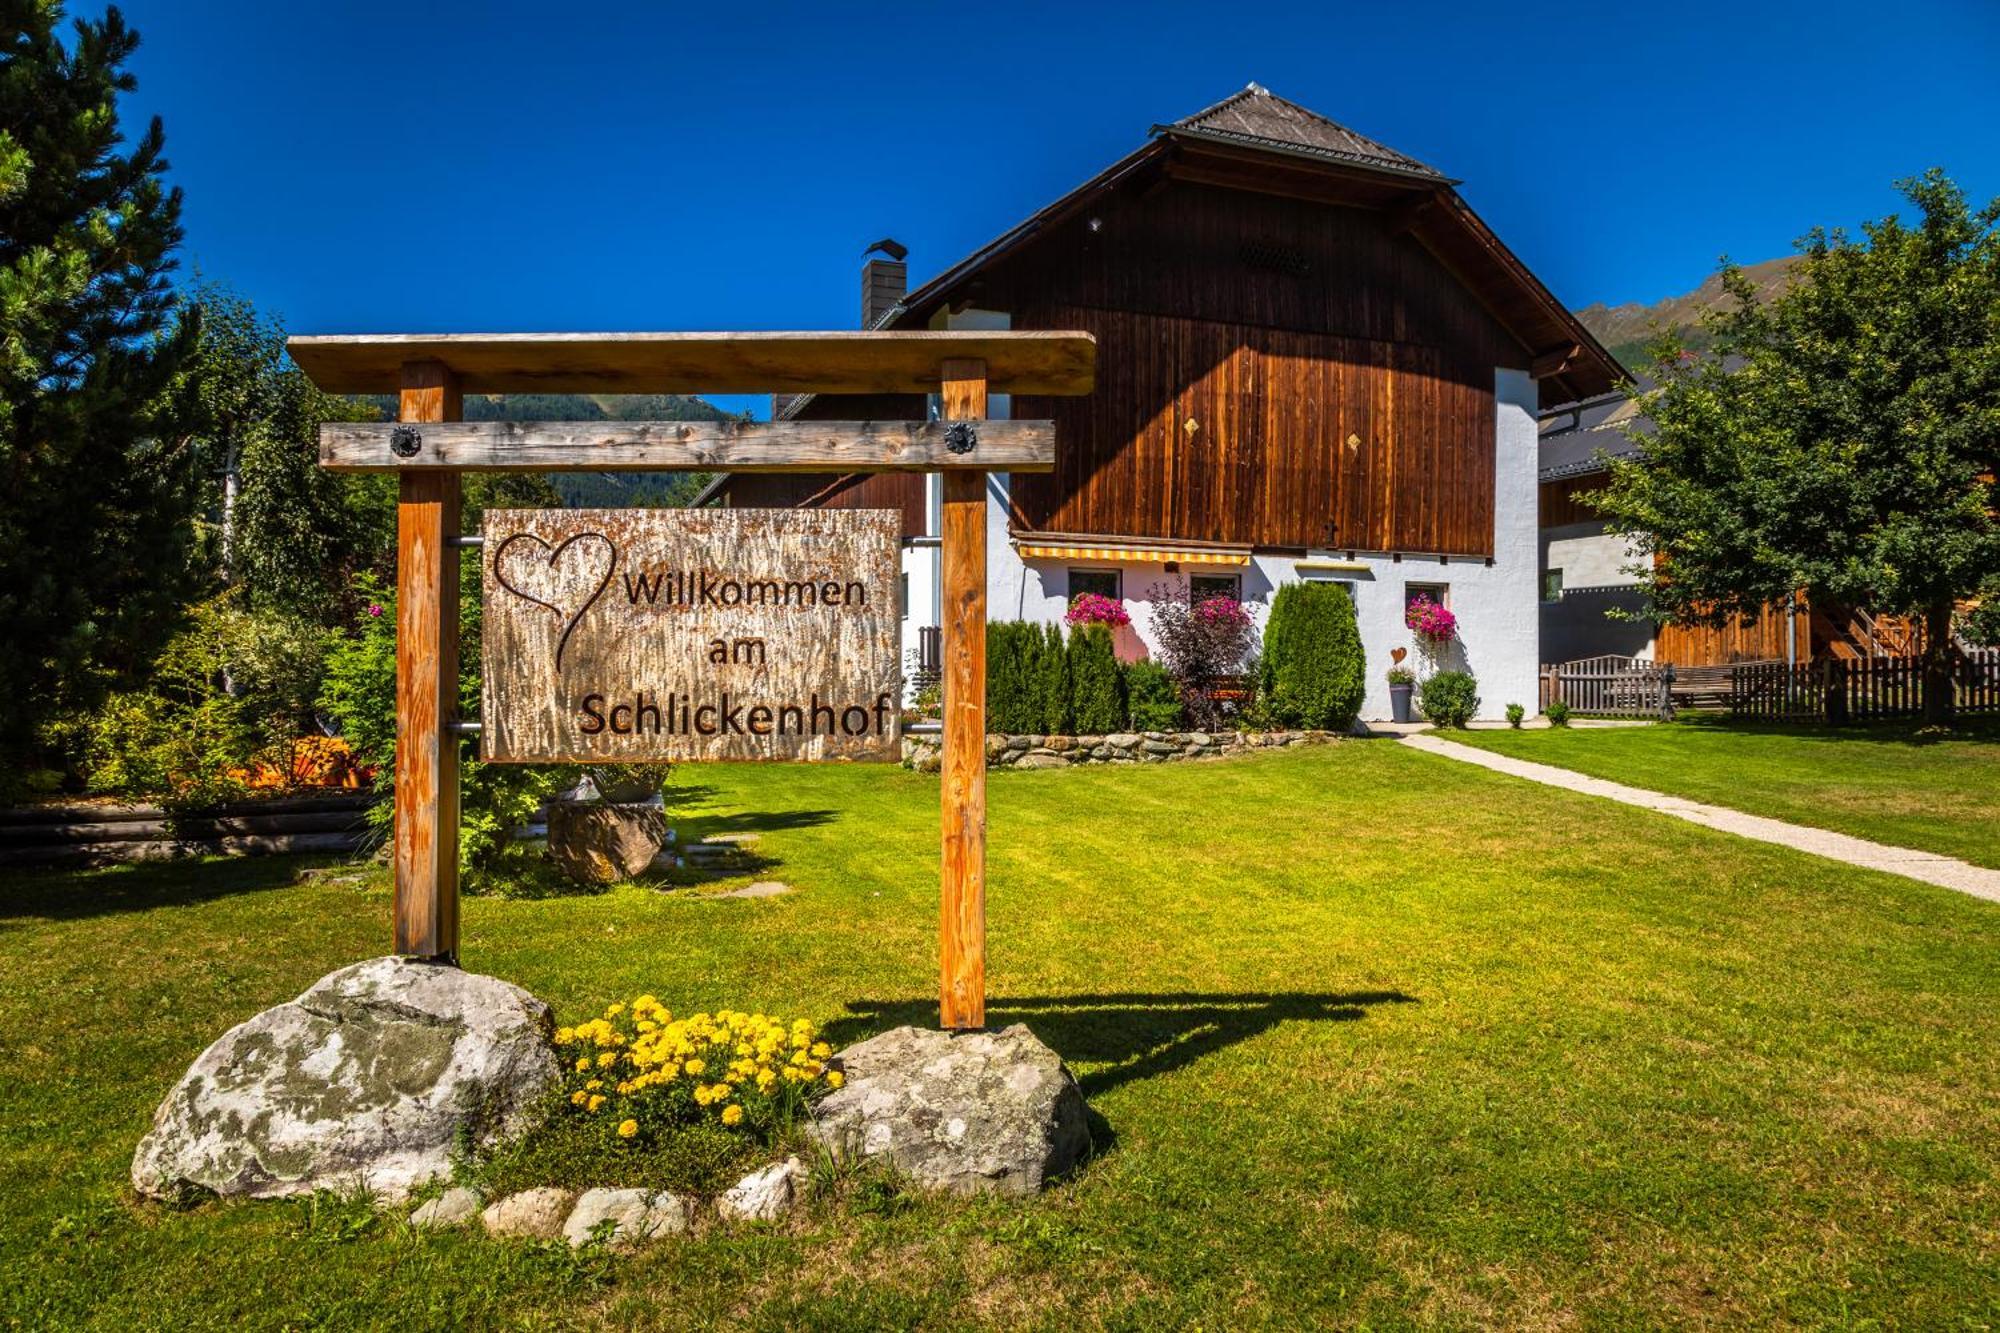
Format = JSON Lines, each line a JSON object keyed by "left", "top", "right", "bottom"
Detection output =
{"left": 809, "top": 1024, "right": 1090, "bottom": 1196}
{"left": 132, "top": 957, "right": 560, "bottom": 1203}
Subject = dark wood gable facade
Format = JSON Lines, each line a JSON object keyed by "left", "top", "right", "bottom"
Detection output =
{"left": 713, "top": 87, "right": 1617, "bottom": 562}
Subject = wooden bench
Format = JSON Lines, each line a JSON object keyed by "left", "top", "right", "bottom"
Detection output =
{"left": 1671, "top": 662, "right": 1765, "bottom": 710}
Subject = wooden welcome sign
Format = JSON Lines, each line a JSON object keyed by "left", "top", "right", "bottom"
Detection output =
{"left": 296, "top": 331, "right": 1096, "bottom": 1030}
{"left": 482, "top": 508, "right": 901, "bottom": 762}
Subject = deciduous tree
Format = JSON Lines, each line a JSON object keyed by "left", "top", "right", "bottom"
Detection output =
{"left": 1595, "top": 170, "right": 2000, "bottom": 722}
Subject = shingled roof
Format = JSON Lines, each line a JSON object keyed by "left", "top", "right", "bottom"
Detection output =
{"left": 1156, "top": 83, "right": 1451, "bottom": 183}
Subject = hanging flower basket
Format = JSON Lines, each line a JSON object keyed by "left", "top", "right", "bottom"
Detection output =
{"left": 1404, "top": 595, "right": 1457, "bottom": 643}
{"left": 1065, "top": 592, "right": 1131, "bottom": 628}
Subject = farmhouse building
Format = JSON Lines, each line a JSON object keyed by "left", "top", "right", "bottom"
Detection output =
{"left": 703, "top": 84, "right": 1621, "bottom": 718}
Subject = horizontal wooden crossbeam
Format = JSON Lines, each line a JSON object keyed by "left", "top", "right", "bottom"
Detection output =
{"left": 320, "top": 420, "right": 1056, "bottom": 478}
{"left": 287, "top": 331, "right": 1096, "bottom": 396}
{"left": 318, "top": 418, "right": 1056, "bottom": 473}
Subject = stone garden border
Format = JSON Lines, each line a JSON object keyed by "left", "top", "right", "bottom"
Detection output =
{"left": 901, "top": 728, "right": 1342, "bottom": 772}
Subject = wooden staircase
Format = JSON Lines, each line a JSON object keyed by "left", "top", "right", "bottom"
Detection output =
{"left": 1816, "top": 606, "right": 1924, "bottom": 660}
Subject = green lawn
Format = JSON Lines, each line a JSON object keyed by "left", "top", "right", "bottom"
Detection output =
{"left": 1449, "top": 715, "right": 2000, "bottom": 869}
{"left": 3, "top": 743, "right": 1998, "bottom": 1329}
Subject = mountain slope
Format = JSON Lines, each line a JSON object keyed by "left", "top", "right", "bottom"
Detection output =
{"left": 1574, "top": 256, "right": 1795, "bottom": 371}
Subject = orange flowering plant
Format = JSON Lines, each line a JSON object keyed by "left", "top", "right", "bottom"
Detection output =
{"left": 551, "top": 998, "right": 841, "bottom": 1150}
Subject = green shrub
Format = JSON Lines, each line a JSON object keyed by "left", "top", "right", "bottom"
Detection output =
{"left": 984, "top": 622, "right": 1040, "bottom": 733}
{"left": 1258, "top": 582, "right": 1365, "bottom": 730}
{"left": 1039, "top": 623, "right": 1073, "bottom": 735}
{"left": 1124, "top": 660, "right": 1183, "bottom": 731}
{"left": 80, "top": 593, "right": 333, "bottom": 808}
{"left": 1546, "top": 699, "right": 1572, "bottom": 727}
{"left": 1068, "top": 625, "right": 1126, "bottom": 734}
{"left": 1419, "top": 671, "right": 1480, "bottom": 728}
{"left": 1505, "top": 703, "right": 1525, "bottom": 728}
{"left": 320, "top": 574, "right": 581, "bottom": 886}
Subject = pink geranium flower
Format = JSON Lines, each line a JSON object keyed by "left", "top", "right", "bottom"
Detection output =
{"left": 1404, "top": 595, "right": 1456, "bottom": 642}
{"left": 1065, "top": 592, "right": 1131, "bottom": 628}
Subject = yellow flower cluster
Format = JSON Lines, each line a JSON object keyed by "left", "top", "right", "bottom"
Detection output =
{"left": 551, "top": 996, "right": 842, "bottom": 1139}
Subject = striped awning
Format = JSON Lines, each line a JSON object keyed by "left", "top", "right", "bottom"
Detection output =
{"left": 1014, "top": 535, "right": 1251, "bottom": 567}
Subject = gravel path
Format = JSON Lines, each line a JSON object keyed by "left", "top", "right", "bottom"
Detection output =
{"left": 1400, "top": 732, "right": 2000, "bottom": 904}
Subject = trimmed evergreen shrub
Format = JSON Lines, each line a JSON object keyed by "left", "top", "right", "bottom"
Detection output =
{"left": 1124, "top": 660, "right": 1183, "bottom": 731}
{"left": 1419, "top": 670, "right": 1480, "bottom": 728}
{"left": 1258, "top": 582, "right": 1365, "bottom": 729}
{"left": 1039, "top": 623, "right": 1074, "bottom": 735}
{"left": 1545, "top": 699, "right": 1572, "bottom": 727}
{"left": 1068, "top": 625, "right": 1126, "bottom": 734}
{"left": 985, "top": 622, "right": 1040, "bottom": 733}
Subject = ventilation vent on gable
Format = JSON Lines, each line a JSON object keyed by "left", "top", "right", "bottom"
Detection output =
{"left": 1239, "top": 241, "right": 1312, "bottom": 277}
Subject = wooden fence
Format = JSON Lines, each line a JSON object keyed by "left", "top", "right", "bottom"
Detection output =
{"left": 1541, "top": 655, "right": 1675, "bottom": 719}
{"left": 1730, "top": 649, "right": 2000, "bottom": 722}
{"left": 0, "top": 793, "right": 374, "bottom": 868}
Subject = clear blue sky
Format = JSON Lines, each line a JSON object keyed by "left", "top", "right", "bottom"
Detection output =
{"left": 117, "top": 0, "right": 1999, "bottom": 413}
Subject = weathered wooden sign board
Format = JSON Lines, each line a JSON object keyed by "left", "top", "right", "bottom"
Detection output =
{"left": 481, "top": 507, "right": 901, "bottom": 762}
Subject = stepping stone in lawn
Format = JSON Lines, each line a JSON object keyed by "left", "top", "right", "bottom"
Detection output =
{"left": 717, "top": 881, "right": 792, "bottom": 899}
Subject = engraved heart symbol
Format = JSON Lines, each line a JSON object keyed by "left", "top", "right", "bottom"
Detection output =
{"left": 492, "top": 531, "right": 619, "bottom": 672}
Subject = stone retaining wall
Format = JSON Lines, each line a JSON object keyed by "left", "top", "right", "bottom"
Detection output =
{"left": 900, "top": 728, "right": 1340, "bottom": 772}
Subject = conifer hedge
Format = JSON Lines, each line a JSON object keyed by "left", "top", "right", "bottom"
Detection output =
{"left": 1067, "top": 625, "right": 1126, "bottom": 734}
{"left": 985, "top": 622, "right": 1040, "bottom": 733}
{"left": 986, "top": 620, "right": 1137, "bottom": 734}
{"left": 1038, "top": 623, "right": 1073, "bottom": 735}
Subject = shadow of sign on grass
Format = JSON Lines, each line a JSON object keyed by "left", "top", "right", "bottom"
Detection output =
{"left": 827, "top": 990, "right": 1417, "bottom": 1100}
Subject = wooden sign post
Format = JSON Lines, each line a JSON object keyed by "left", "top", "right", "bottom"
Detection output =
{"left": 393, "top": 360, "right": 463, "bottom": 961}
{"left": 938, "top": 360, "right": 988, "bottom": 1030}
{"left": 300, "top": 331, "right": 1094, "bottom": 1030}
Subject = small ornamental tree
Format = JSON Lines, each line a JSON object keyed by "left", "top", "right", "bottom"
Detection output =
{"left": 1146, "top": 583, "right": 1254, "bottom": 730}
{"left": 1593, "top": 170, "right": 2000, "bottom": 724}
{"left": 1259, "top": 581, "right": 1365, "bottom": 729}
{"left": 1068, "top": 624, "right": 1126, "bottom": 734}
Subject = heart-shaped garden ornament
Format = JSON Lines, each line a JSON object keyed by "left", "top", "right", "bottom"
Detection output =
{"left": 492, "top": 531, "right": 619, "bottom": 671}
{"left": 1390, "top": 646, "right": 1408, "bottom": 665}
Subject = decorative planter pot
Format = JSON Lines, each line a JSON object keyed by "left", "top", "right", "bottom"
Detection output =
{"left": 1388, "top": 683, "right": 1414, "bottom": 723}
